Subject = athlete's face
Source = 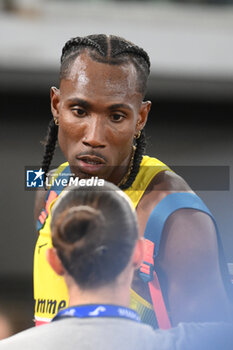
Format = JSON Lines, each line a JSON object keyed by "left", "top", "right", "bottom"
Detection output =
{"left": 51, "top": 52, "right": 151, "bottom": 183}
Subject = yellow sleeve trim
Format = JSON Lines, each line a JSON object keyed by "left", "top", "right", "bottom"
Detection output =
{"left": 125, "top": 155, "right": 171, "bottom": 209}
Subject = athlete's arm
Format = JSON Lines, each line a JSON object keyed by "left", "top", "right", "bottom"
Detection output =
{"left": 34, "top": 189, "right": 47, "bottom": 230}
{"left": 137, "top": 171, "right": 232, "bottom": 325}
{"left": 34, "top": 169, "right": 57, "bottom": 230}
{"left": 157, "top": 208, "right": 232, "bottom": 325}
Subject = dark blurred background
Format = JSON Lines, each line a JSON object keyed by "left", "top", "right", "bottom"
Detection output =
{"left": 0, "top": 0, "right": 233, "bottom": 337}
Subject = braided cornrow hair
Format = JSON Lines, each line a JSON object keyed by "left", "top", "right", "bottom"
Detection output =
{"left": 120, "top": 129, "right": 146, "bottom": 190}
{"left": 41, "top": 34, "right": 150, "bottom": 189}
{"left": 42, "top": 119, "right": 58, "bottom": 178}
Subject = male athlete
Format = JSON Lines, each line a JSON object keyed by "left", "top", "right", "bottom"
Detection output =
{"left": 34, "top": 34, "right": 232, "bottom": 328}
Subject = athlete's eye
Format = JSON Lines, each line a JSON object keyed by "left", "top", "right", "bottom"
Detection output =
{"left": 110, "top": 113, "right": 125, "bottom": 122}
{"left": 72, "top": 108, "right": 87, "bottom": 117}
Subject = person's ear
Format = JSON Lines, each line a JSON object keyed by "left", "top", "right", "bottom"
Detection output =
{"left": 50, "top": 87, "right": 61, "bottom": 121}
{"left": 46, "top": 247, "right": 64, "bottom": 276}
{"left": 132, "top": 238, "right": 144, "bottom": 270}
{"left": 135, "top": 101, "right": 151, "bottom": 134}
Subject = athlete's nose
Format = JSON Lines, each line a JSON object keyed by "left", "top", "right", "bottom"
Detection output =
{"left": 83, "top": 116, "right": 106, "bottom": 148}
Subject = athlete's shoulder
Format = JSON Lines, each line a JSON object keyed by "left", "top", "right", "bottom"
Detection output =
{"left": 140, "top": 155, "right": 191, "bottom": 193}
{"left": 151, "top": 170, "right": 191, "bottom": 193}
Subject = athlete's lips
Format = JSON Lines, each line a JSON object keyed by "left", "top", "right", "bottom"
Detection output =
{"left": 76, "top": 154, "right": 106, "bottom": 174}
{"left": 77, "top": 155, "right": 106, "bottom": 165}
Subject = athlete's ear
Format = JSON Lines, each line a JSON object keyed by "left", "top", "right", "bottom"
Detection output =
{"left": 132, "top": 238, "right": 144, "bottom": 270}
{"left": 136, "top": 101, "right": 151, "bottom": 133}
{"left": 50, "top": 87, "right": 61, "bottom": 120}
{"left": 46, "top": 247, "right": 64, "bottom": 276}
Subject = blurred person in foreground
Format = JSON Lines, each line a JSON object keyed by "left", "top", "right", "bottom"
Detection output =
{"left": 34, "top": 34, "right": 233, "bottom": 328}
{"left": 2, "top": 183, "right": 233, "bottom": 350}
